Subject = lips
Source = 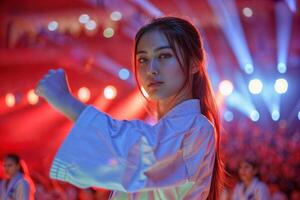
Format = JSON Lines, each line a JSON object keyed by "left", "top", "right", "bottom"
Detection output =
{"left": 148, "top": 81, "right": 164, "bottom": 88}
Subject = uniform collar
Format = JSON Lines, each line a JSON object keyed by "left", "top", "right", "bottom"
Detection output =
{"left": 160, "top": 99, "right": 201, "bottom": 120}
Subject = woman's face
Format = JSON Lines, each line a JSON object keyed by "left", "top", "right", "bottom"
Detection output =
{"left": 136, "top": 30, "right": 192, "bottom": 102}
{"left": 3, "top": 158, "right": 20, "bottom": 178}
{"left": 238, "top": 161, "right": 257, "bottom": 183}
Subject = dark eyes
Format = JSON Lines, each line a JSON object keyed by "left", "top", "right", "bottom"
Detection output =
{"left": 137, "top": 53, "right": 172, "bottom": 64}
{"left": 158, "top": 53, "right": 172, "bottom": 59}
{"left": 138, "top": 57, "right": 148, "bottom": 64}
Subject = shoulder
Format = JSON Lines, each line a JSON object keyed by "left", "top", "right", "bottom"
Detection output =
{"left": 185, "top": 114, "right": 215, "bottom": 140}
{"left": 182, "top": 113, "right": 216, "bottom": 157}
{"left": 15, "top": 177, "right": 30, "bottom": 190}
{"left": 255, "top": 180, "right": 269, "bottom": 191}
{"left": 196, "top": 114, "right": 215, "bottom": 131}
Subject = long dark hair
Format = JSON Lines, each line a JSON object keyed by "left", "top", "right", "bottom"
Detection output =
{"left": 133, "top": 16, "right": 224, "bottom": 200}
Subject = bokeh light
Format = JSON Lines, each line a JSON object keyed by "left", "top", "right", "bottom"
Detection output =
{"left": 243, "top": 7, "right": 253, "bottom": 17}
{"left": 79, "top": 14, "right": 90, "bottom": 24}
{"left": 104, "top": 85, "right": 117, "bottom": 100}
{"left": 274, "top": 78, "right": 288, "bottom": 94}
{"left": 48, "top": 21, "right": 58, "bottom": 31}
{"left": 5, "top": 93, "right": 15, "bottom": 107}
{"left": 103, "top": 28, "right": 114, "bottom": 38}
{"left": 219, "top": 80, "right": 234, "bottom": 96}
{"left": 27, "top": 89, "right": 39, "bottom": 105}
{"left": 249, "top": 79, "right": 263, "bottom": 94}
{"left": 224, "top": 110, "right": 234, "bottom": 122}
{"left": 118, "top": 68, "right": 130, "bottom": 80}
{"left": 110, "top": 11, "right": 122, "bottom": 21}
{"left": 78, "top": 87, "right": 91, "bottom": 102}
{"left": 250, "top": 110, "right": 260, "bottom": 121}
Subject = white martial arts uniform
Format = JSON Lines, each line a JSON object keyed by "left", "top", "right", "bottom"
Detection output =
{"left": 232, "top": 178, "right": 271, "bottom": 200}
{"left": 50, "top": 99, "right": 216, "bottom": 200}
{"left": 0, "top": 172, "right": 33, "bottom": 200}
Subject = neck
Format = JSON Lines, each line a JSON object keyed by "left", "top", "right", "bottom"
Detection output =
{"left": 243, "top": 177, "right": 254, "bottom": 188}
{"left": 157, "top": 93, "right": 193, "bottom": 119}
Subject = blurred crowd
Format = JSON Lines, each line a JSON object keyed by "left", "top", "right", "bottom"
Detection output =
{"left": 220, "top": 118, "right": 300, "bottom": 200}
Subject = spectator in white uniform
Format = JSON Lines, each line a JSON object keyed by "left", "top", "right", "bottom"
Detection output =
{"left": 232, "top": 159, "right": 271, "bottom": 200}
{"left": 35, "top": 16, "right": 225, "bottom": 200}
{"left": 0, "top": 154, "right": 35, "bottom": 200}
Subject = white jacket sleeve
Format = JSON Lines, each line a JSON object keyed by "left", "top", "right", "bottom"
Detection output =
{"left": 50, "top": 106, "right": 215, "bottom": 193}
{"left": 15, "top": 180, "right": 30, "bottom": 200}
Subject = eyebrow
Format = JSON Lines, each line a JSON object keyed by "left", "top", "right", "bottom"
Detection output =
{"left": 136, "top": 46, "right": 172, "bottom": 55}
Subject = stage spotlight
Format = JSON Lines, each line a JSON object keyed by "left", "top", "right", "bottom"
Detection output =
{"left": 250, "top": 110, "right": 259, "bottom": 122}
{"left": 274, "top": 78, "right": 288, "bottom": 94}
{"left": 243, "top": 7, "right": 253, "bottom": 17}
{"left": 103, "top": 28, "right": 114, "bottom": 38}
{"left": 271, "top": 110, "right": 280, "bottom": 121}
{"left": 298, "top": 111, "right": 300, "bottom": 120}
{"left": 219, "top": 80, "right": 233, "bottom": 96}
{"left": 85, "top": 20, "right": 97, "bottom": 30}
{"left": 5, "top": 93, "right": 15, "bottom": 107}
{"left": 27, "top": 89, "right": 39, "bottom": 105}
{"left": 224, "top": 110, "right": 234, "bottom": 122}
{"left": 79, "top": 14, "right": 90, "bottom": 24}
{"left": 277, "top": 62, "right": 287, "bottom": 74}
{"left": 208, "top": 1, "right": 254, "bottom": 74}
{"left": 244, "top": 64, "right": 254, "bottom": 74}
{"left": 110, "top": 11, "right": 122, "bottom": 21}
{"left": 104, "top": 85, "right": 117, "bottom": 100}
{"left": 48, "top": 21, "right": 58, "bottom": 31}
{"left": 78, "top": 87, "right": 91, "bottom": 102}
{"left": 118, "top": 68, "right": 130, "bottom": 80}
{"left": 248, "top": 79, "right": 263, "bottom": 94}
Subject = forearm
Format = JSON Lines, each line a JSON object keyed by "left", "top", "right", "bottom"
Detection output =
{"left": 56, "top": 94, "right": 87, "bottom": 122}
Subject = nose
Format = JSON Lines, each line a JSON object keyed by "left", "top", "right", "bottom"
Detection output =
{"left": 147, "top": 58, "right": 158, "bottom": 76}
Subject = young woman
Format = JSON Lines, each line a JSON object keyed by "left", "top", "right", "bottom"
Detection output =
{"left": 36, "top": 16, "right": 224, "bottom": 200}
{"left": 0, "top": 154, "right": 35, "bottom": 200}
{"left": 232, "top": 159, "right": 270, "bottom": 200}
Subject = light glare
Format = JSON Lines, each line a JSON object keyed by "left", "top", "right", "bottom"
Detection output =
{"left": 104, "top": 85, "right": 117, "bottom": 100}
{"left": 27, "top": 89, "right": 39, "bottom": 105}
{"left": 141, "top": 87, "right": 149, "bottom": 98}
{"left": 248, "top": 79, "right": 263, "bottom": 94}
{"left": 110, "top": 11, "right": 122, "bottom": 21}
{"left": 224, "top": 110, "right": 234, "bottom": 122}
{"left": 85, "top": 20, "right": 97, "bottom": 30}
{"left": 250, "top": 110, "right": 260, "bottom": 121}
{"left": 79, "top": 14, "right": 90, "bottom": 24}
{"left": 277, "top": 62, "right": 287, "bottom": 73}
{"left": 243, "top": 7, "right": 253, "bottom": 17}
{"left": 48, "top": 21, "right": 58, "bottom": 31}
{"left": 5, "top": 93, "right": 15, "bottom": 107}
{"left": 103, "top": 28, "right": 114, "bottom": 38}
{"left": 274, "top": 78, "right": 288, "bottom": 94}
{"left": 119, "top": 69, "right": 130, "bottom": 80}
{"left": 219, "top": 80, "right": 234, "bottom": 96}
{"left": 244, "top": 64, "right": 254, "bottom": 74}
{"left": 78, "top": 87, "right": 91, "bottom": 102}
{"left": 271, "top": 110, "right": 280, "bottom": 121}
